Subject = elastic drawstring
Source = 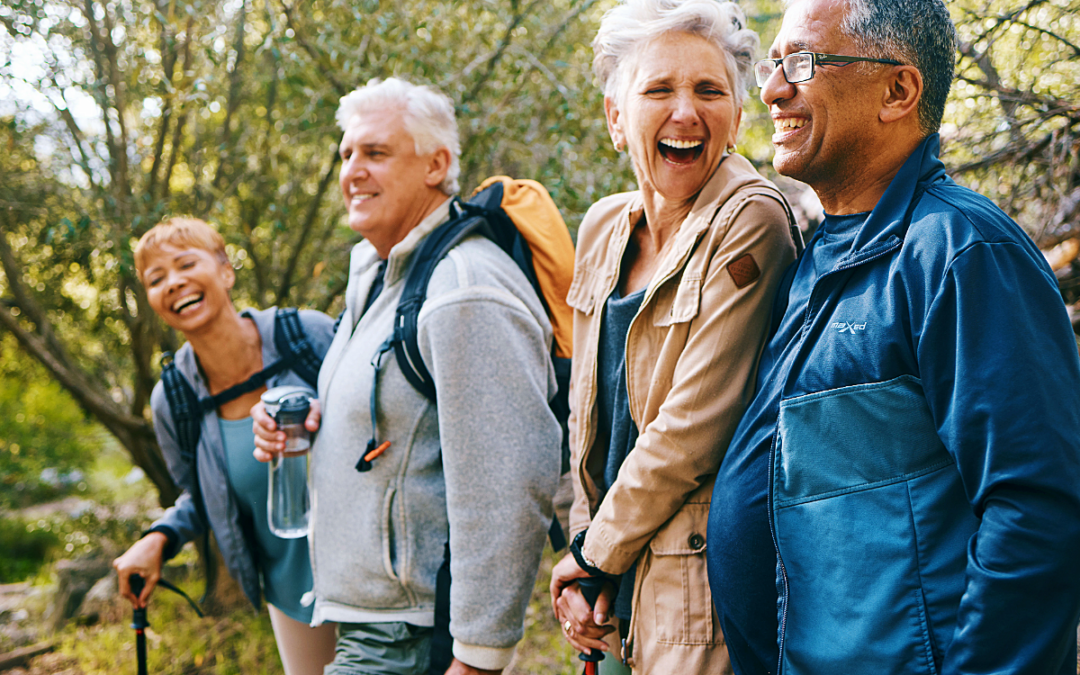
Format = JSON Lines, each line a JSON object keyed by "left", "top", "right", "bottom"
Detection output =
{"left": 357, "top": 338, "right": 394, "bottom": 472}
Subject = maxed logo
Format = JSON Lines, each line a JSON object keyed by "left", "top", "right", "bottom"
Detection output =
{"left": 832, "top": 321, "right": 867, "bottom": 334}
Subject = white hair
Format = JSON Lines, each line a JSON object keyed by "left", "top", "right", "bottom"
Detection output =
{"left": 335, "top": 77, "right": 461, "bottom": 195}
{"left": 593, "top": 0, "right": 759, "bottom": 109}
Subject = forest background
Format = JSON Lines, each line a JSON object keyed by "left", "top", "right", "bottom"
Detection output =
{"left": 1, "top": 0, "right": 1079, "bottom": 672}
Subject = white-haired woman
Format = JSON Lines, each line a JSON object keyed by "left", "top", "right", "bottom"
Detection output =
{"left": 549, "top": 1, "right": 799, "bottom": 672}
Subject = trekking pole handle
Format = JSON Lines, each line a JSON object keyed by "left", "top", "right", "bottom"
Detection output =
{"left": 576, "top": 576, "right": 607, "bottom": 665}
{"left": 129, "top": 574, "right": 150, "bottom": 630}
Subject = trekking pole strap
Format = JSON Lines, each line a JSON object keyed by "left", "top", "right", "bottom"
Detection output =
{"left": 157, "top": 578, "right": 205, "bottom": 618}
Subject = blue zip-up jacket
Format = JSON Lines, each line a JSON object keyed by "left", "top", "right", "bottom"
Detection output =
{"left": 708, "top": 134, "right": 1080, "bottom": 675}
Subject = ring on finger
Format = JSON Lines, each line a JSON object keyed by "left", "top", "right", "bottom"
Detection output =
{"left": 563, "top": 620, "right": 573, "bottom": 634}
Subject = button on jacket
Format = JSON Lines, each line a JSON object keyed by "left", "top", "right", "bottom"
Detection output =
{"left": 568, "top": 153, "right": 799, "bottom": 672}
{"left": 709, "top": 134, "right": 1080, "bottom": 675}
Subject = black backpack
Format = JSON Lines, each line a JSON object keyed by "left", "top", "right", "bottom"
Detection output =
{"left": 360, "top": 178, "right": 573, "bottom": 474}
{"left": 349, "top": 178, "right": 575, "bottom": 675}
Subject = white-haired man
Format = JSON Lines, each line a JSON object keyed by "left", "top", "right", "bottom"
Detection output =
{"left": 707, "top": 0, "right": 1080, "bottom": 673}
{"left": 255, "top": 77, "right": 562, "bottom": 675}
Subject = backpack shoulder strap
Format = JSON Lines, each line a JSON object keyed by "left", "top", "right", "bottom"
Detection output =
{"left": 273, "top": 308, "right": 322, "bottom": 389}
{"left": 159, "top": 352, "right": 213, "bottom": 532}
{"left": 160, "top": 352, "right": 203, "bottom": 474}
{"left": 392, "top": 200, "right": 489, "bottom": 402}
{"left": 728, "top": 184, "right": 805, "bottom": 256}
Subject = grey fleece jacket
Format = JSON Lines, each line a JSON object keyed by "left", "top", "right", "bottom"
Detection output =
{"left": 150, "top": 307, "right": 336, "bottom": 608}
{"left": 311, "top": 198, "right": 562, "bottom": 670}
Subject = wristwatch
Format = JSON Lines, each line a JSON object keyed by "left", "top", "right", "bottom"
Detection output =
{"left": 570, "top": 529, "right": 608, "bottom": 578}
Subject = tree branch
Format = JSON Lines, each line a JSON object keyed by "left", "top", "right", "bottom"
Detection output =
{"left": 275, "top": 153, "right": 339, "bottom": 305}
{"left": 278, "top": 0, "right": 352, "bottom": 96}
{"left": 0, "top": 218, "right": 75, "bottom": 374}
{"left": 463, "top": 0, "right": 545, "bottom": 105}
{"left": 209, "top": 0, "right": 248, "bottom": 199}
{"left": 1007, "top": 18, "right": 1080, "bottom": 58}
{"left": 161, "top": 17, "right": 195, "bottom": 202}
{"left": 0, "top": 304, "right": 150, "bottom": 435}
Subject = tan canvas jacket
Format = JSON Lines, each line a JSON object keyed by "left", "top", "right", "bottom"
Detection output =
{"left": 567, "top": 153, "right": 798, "bottom": 672}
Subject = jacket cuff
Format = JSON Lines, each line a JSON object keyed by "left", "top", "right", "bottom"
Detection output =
{"left": 144, "top": 525, "right": 181, "bottom": 561}
{"left": 582, "top": 519, "right": 640, "bottom": 576}
{"left": 452, "top": 640, "right": 516, "bottom": 671}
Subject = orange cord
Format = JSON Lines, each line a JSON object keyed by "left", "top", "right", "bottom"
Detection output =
{"left": 364, "top": 440, "right": 391, "bottom": 462}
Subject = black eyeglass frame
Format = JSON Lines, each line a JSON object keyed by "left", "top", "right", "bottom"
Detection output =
{"left": 754, "top": 52, "right": 904, "bottom": 87}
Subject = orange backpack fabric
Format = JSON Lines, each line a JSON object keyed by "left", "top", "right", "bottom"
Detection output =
{"left": 474, "top": 176, "right": 575, "bottom": 360}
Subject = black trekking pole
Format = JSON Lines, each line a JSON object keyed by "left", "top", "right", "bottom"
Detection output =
{"left": 576, "top": 576, "right": 607, "bottom": 675}
{"left": 129, "top": 574, "right": 150, "bottom": 675}
{"left": 125, "top": 572, "right": 203, "bottom": 675}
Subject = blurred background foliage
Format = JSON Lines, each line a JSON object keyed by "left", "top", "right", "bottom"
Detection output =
{"left": 0, "top": 0, "right": 1078, "bottom": 583}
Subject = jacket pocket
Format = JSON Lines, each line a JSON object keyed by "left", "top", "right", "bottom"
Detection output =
{"left": 638, "top": 503, "right": 719, "bottom": 646}
{"left": 380, "top": 486, "right": 399, "bottom": 582}
{"left": 773, "top": 375, "right": 955, "bottom": 675}
{"left": 651, "top": 274, "right": 701, "bottom": 327}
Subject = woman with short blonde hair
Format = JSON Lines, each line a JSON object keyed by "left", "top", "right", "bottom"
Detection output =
{"left": 115, "top": 216, "right": 338, "bottom": 675}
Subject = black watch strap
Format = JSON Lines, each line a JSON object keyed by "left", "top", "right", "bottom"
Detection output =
{"left": 570, "top": 529, "right": 608, "bottom": 578}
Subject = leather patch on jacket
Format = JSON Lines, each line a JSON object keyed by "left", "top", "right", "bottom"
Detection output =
{"left": 727, "top": 254, "right": 760, "bottom": 288}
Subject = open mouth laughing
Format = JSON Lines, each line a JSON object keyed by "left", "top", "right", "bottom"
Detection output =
{"left": 172, "top": 293, "right": 204, "bottom": 315}
{"left": 659, "top": 137, "right": 704, "bottom": 165}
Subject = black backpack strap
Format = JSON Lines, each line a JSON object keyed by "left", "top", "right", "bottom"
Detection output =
{"left": 160, "top": 352, "right": 204, "bottom": 485}
{"left": 274, "top": 307, "right": 322, "bottom": 389}
{"left": 159, "top": 352, "right": 212, "bottom": 573}
{"left": 393, "top": 199, "right": 490, "bottom": 402}
{"left": 429, "top": 543, "right": 453, "bottom": 675}
{"left": 197, "top": 360, "right": 291, "bottom": 412}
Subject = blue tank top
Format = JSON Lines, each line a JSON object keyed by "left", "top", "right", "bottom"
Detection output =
{"left": 220, "top": 417, "right": 314, "bottom": 622}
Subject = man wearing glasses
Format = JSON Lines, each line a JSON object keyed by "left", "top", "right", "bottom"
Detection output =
{"left": 707, "top": 0, "right": 1080, "bottom": 674}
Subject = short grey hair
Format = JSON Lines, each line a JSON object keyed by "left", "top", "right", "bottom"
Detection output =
{"left": 336, "top": 77, "right": 461, "bottom": 195}
{"left": 593, "top": 0, "right": 759, "bottom": 109}
{"left": 836, "top": 0, "right": 956, "bottom": 135}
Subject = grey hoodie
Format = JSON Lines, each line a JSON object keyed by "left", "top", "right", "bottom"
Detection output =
{"left": 311, "top": 198, "right": 562, "bottom": 670}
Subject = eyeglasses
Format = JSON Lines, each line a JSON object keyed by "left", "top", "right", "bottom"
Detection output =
{"left": 754, "top": 52, "right": 903, "bottom": 87}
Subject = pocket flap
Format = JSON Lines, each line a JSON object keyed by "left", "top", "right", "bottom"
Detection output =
{"left": 648, "top": 503, "right": 709, "bottom": 556}
{"left": 653, "top": 276, "right": 701, "bottom": 327}
{"left": 566, "top": 267, "right": 604, "bottom": 315}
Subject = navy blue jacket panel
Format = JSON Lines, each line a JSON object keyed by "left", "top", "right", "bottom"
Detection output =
{"left": 708, "top": 134, "right": 1080, "bottom": 675}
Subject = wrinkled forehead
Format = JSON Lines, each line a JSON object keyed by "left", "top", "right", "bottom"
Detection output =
{"left": 769, "top": 0, "right": 852, "bottom": 57}
{"left": 340, "top": 107, "right": 410, "bottom": 146}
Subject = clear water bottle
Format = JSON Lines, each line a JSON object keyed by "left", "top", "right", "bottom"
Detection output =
{"left": 262, "top": 386, "right": 315, "bottom": 539}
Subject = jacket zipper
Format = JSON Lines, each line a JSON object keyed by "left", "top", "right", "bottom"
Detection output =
{"left": 769, "top": 237, "right": 902, "bottom": 674}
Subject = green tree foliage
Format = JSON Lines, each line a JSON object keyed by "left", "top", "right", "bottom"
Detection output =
{"left": 0, "top": 334, "right": 98, "bottom": 507}
{"left": 1, "top": 0, "right": 1078, "bottom": 508}
{"left": 944, "top": 0, "right": 1080, "bottom": 254}
{"left": 0, "top": 0, "right": 628, "bottom": 508}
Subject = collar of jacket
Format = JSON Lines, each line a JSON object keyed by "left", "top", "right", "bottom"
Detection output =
{"left": 348, "top": 196, "right": 455, "bottom": 288}
{"left": 588, "top": 153, "right": 779, "bottom": 302}
{"left": 848, "top": 133, "right": 949, "bottom": 255}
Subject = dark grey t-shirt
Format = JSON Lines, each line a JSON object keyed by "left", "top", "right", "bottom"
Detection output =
{"left": 595, "top": 285, "right": 645, "bottom": 621}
